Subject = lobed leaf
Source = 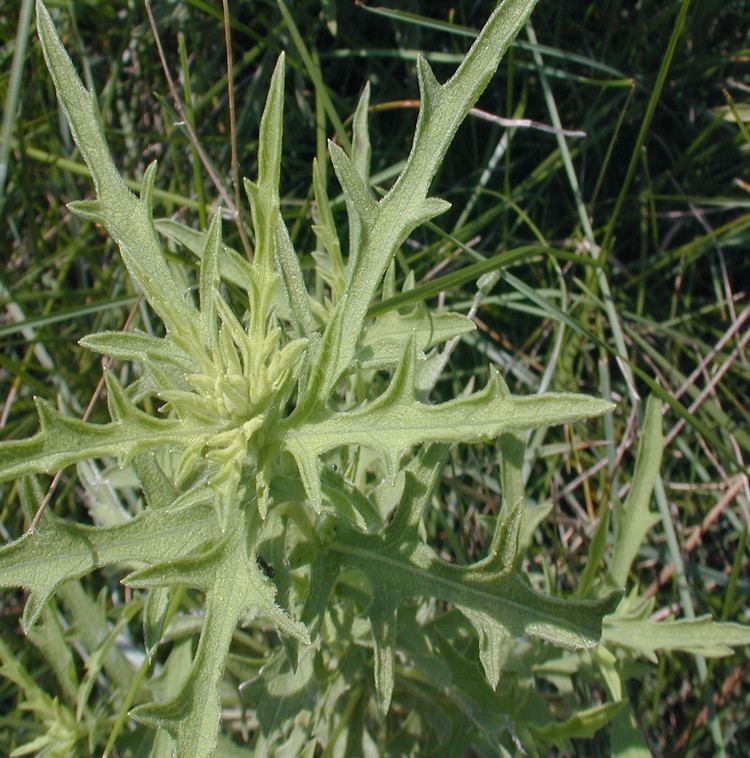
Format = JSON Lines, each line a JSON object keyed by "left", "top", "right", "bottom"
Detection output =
{"left": 528, "top": 702, "right": 624, "bottom": 747}
{"left": 0, "top": 491, "right": 217, "bottom": 628}
{"left": 329, "top": 474, "right": 620, "bottom": 698}
{"left": 603, "top": 614, "right": 750, "bottom": 659}
{"left": 309, "top": 0, "right": 541, "bottom": 402}
{"left": 283, "top": 341, "right": 613, "bottom": 510}
{"left": 357, "top": 303, "right": 475, "bottom": 369}
{"left": 36, "top": 1, "right": 198, "bottom": 345}
{"left": 129, "top": 520, "right": 308, "bottom": 758}
{"left": 79, "top": 330, "right": 194, "bottom": 370}
{"left": 0, "top": 373, "right": 194, "bottom": 483}
{"left": 608, "top": 395, "right": 663, "bottom": 588}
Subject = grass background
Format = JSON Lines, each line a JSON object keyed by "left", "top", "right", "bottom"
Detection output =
{"left": 1, "top": 0, "right": 749, "bottom": 754}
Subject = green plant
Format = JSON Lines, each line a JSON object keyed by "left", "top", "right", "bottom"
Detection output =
{"left": 1, "top": 1, "right": 748, "bottom": 755}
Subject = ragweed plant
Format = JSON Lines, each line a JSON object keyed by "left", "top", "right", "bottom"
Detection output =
{"left": 1, "top": 1, "right": 749, "bottom": 755}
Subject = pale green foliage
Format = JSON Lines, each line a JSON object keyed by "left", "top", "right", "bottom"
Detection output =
{"left": 1, "top": 2, "right": 748, "bottom": 755}
{"left": 607, "top": 397, "right": 663, "bottom": 589}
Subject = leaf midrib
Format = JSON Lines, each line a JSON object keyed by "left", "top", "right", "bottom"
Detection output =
{"left": 329, "top": 538, "right": 604, "bottom": 643}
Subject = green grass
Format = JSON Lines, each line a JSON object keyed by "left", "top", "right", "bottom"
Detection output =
{"left": 2, "top": 0, "right": 749, "bottom": 754}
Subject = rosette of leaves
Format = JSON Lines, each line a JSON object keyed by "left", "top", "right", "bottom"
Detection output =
{"left": 6, "top": 1, "right": 747, "bottom": 755}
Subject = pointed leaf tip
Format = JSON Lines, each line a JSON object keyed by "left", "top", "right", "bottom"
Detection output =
{"left": 329, "top": 140, "right": 377, "bottom": 227}
{"left": 199, "top": 210, "right": 223, "bottom": 354}
{"left": 416, "top": 54, "right": 442, "bottom": 102}
{"left": 369, "top": 587, "right": 398, "bottom": 715}
{"left": 139, "top": 160, "right": 159, "bottom": 207}
{"left": 67, "top": 199, "right": 106, "bottom": 224}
